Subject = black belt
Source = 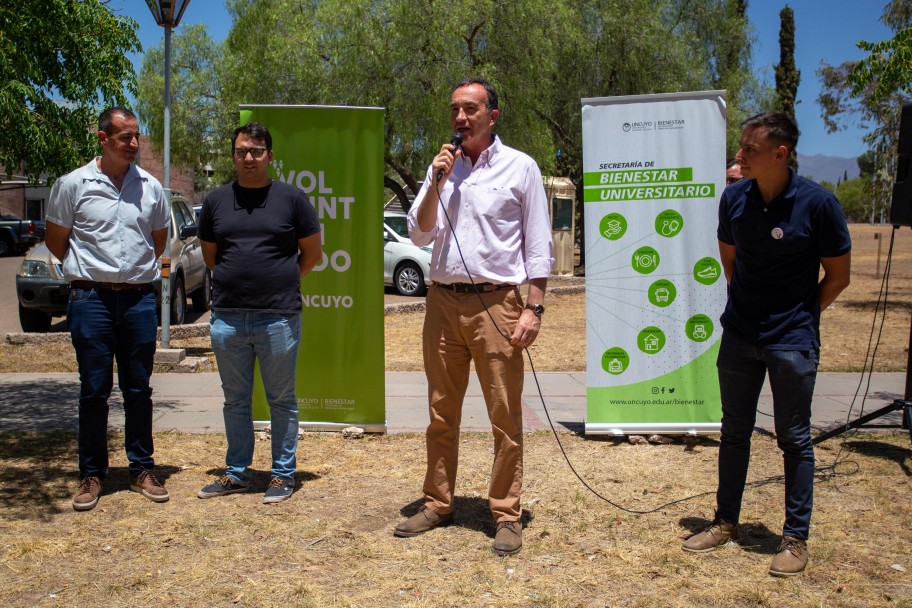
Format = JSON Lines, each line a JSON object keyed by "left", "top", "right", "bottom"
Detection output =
{"left": 434, "top": 282, "right": 513, "bottom": 293}
{"left": 70, "top": 280, "right": 152, "bottom": 291}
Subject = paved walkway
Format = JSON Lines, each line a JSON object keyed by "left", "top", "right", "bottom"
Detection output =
{"left": 0, "top": 371, "right": 907, "bottom": 439}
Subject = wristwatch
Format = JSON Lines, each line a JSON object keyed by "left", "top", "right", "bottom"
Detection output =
{"left": 525, "top": 303, "right": 545, "bottom": 317}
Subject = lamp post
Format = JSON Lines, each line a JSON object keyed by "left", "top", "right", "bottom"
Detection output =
{"left": 145, "top": 0, "right": 191, "bottom": 349}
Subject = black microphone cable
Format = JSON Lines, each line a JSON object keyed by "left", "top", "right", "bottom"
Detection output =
{"left": 428, "top": 175, "right": 891, "bottom": 514}
{"left": 431, "top": 177, "right": 725, "bottom": 514}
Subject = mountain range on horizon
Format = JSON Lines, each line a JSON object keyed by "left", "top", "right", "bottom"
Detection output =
{"left": 796, "top": 153, "right": 861, "bottom": 185}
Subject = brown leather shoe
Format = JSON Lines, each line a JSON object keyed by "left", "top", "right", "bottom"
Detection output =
{"left": 682, "top": 521, "right": 738, "bottom": 553}
{"left": 493, "top": 521, "right": 523, "bottom": 556}
{"left": 769, "top": 536, "right": 808, "bottom": 577}
{"left": 130, "top": 469, "right": 170, "bottom": 503}
{"left": 73, "top": 476, "right": 102, "bottom": 511}
{"left": 394, "top": 505, "right": 453, "bottom": 537}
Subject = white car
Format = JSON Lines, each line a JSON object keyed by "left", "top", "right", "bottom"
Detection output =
{"left": 383, "top": 211, "right": 432, "bottom": 296}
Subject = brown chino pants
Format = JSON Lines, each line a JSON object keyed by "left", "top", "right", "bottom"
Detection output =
{"left": 421, "top": 284, "right": 525, "bottom": 522}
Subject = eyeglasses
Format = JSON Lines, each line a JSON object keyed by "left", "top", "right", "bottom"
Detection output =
{"left": 233, "top": 147, "right": 268, "bottom": 159}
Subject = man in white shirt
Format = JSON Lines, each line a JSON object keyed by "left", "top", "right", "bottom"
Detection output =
{"left": 396, "top": 78, "right": 553, "bottom": 556}
{"left": 45, "top": 107, "right": 171, "bottom": 511}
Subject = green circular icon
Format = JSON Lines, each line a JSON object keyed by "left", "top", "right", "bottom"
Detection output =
{"left": 648, "top": 279, "right": 677, "bottom": 307}
{"left": 655, "top": 209, "right": 684, "bottom": 238}
{"left": 637, "top": 326, "right": 666, "bottom": 355}
{"left": 601, "top": 347, "right": 629, "bottom": 375}
{"left": 632, "top": 246, "right": 660, "bottom": 275}
{"left": 693, "top": 257, "right": 722, "bottom": 285}
{"left": 686, "top": 314, "right": 714, "bottom": 342}
{"left": 600, "top": 213, "right": 627, "bottom": 241}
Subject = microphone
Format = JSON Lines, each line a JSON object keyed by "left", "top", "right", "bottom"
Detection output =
{"left": 435, "top": 133, "right": 464, "bottom": 183}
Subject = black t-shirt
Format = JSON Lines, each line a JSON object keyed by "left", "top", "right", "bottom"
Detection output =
{"left": 198, "top": 180, "right": 320, "bottom": 312}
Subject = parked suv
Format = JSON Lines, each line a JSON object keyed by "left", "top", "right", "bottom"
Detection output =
{"left": 15, "top": 196, "right": 210, "bottom": 332}
{"left": 383, "top": 210, "right": 432, "bottom": 296}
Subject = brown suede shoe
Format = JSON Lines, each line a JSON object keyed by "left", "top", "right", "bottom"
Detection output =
{"left": 73, "top": 476, "right": 102, "bottom": 511}
{"left": 682, "top": 521, "right": 738, "bottom": 553}
{"left": 493, "top": 521, "right": 523, "bottom": 556}
{"left": 394, "top": 505, "right": 453, "bottom": 537}
{"left": 130, "top": 469, "right": 170, "bottom": 503}
{"left": 769, "top": 536, "right": 808, "bottom": 577}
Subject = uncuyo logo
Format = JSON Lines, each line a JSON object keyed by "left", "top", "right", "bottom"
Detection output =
{"left": 622, "top": 123, "right": 632, "bottom": 132}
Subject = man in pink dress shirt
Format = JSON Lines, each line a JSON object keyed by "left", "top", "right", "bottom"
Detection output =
{"left": 396, "top": 78, "right": 554, "bottom": 556}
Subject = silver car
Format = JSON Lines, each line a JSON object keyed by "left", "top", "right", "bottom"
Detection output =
{"left": 15, "top": 196, "right": 210, "bottom": 332}
{"left": 383, "top": 211, "right": 432, "bottom": 296}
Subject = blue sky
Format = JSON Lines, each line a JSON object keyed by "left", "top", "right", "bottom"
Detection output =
{"left": 111, "top": 1, "right": 893, "bottom": 160}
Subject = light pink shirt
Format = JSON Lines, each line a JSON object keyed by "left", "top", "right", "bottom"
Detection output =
{"left": 407, "top": 136, "right": 553, "bottom": 285}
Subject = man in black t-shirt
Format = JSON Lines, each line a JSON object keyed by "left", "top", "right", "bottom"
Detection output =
{"left": 196, "top": 122, "right": 321, "bottom": 504}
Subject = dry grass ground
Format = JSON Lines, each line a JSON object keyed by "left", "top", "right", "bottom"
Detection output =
{"left": 1, "top": 224, "right": 911, "bottom": 606}
{"left": 0, "top": 430, "right": 910, "bottom": 607}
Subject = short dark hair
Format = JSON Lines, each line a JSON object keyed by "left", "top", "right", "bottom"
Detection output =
{"left": 98, "top": 107, "right": 137, "bottom": 134}
{"left": 726, "top": 159, "right": 740, "bottom": 169}
{"left": 232, "top": 122, "right": 272, "bottom": 152}
{"left": 452, "top": 78, "right": 499, "bottom": 111}
{"left": 742, "top": 112, "right": 799, "bottom": 152}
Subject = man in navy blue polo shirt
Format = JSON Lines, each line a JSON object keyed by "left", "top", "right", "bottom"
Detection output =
{"left": 682, "top": 113, "right": 851, "bottom": 577}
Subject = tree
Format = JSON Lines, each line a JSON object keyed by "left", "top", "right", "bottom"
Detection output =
{"left": 0, "top": 0, "right": 140, "bottom": 183}
{"left": 775, "top": 5, "right": 800, "bottom": 170}
{"left": 136, "top": 24, "right": 227, "bottom": 192}
{"left": 818, "top": 0, "right": 911, "bottom": 224}
{"left": 140, "top": 0, "right": 762, "bottom": 249}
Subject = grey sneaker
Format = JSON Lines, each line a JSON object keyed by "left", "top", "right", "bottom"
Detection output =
{"left": 682, "top": 520, "right": 738, "bottom": 553}
{"left": 263, "top": 477, "right": 293, "bottom": 504}
{"left": 197, "top": 475, "right": 249, "bottom": 499}
{"left": 73, "top": 476, "right": 102, "bottom": 511}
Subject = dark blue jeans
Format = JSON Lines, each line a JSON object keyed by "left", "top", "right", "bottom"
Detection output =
{"left": 716, "top": 330, "right": 819, "bottom": 540}
{"left": 67, "top": 286, "right": 158, "bottom": 479}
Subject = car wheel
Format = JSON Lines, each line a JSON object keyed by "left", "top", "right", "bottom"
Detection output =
{"left": 0, "top": 238, "right": 11, "bottom": 257}
{"left": 394, "top": 261, "right": 426, "bottom": 296}
{"left": 19, "top": 304, "right": 51, "bottom": 333}
{"left": 170, "top": 274, "right": 186, "bottom": 325}
{"left": 191, "top": 269, "right": 211, "bottom": 311}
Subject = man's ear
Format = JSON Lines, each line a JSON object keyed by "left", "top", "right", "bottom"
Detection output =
{"left": 775, "top": 145, "right": 788, "bottom": 161}
{"left": 489, "top": 108, "right": 500, "bottom": 127}
{"left": 98, "top": 130, "right": 107, "bottom": 145}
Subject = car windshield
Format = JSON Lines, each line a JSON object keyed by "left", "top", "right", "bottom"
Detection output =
{"left": 385, "top": 215, "right": 409, "bottom": 239}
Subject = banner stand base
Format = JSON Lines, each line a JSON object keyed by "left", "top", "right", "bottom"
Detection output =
{"left": 585, "top": 422, "right": 721, "bottom": 436}
{"left": 255, "top": 421, "right": 387, "bottom": 434}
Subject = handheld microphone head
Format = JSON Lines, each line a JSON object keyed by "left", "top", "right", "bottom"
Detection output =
{"left": 436, "top": 133, "right": 464, "bottom": 183}
{"left": 450, "top": 132, "right": 463, "bottom": 150}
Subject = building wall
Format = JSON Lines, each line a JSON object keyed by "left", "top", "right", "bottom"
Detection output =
{"left": 136, "top": 136, "right": 196, "bottom": 201}
{"left": 0, "top": 137, "right": 197, "bottom": 220}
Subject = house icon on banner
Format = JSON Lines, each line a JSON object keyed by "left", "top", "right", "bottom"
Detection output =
{"left": 643, "top": 334, "right": 660, "bottom": 351}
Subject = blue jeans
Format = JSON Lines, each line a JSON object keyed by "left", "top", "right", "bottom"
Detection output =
{"left": 210, "top": 310, "right": 301, "bottom": 484}
{"left": 716, "top": 330, "right": 819, "bottom": 540}
{"left": 67, "top": 285, "right": 158, "bottom": 479}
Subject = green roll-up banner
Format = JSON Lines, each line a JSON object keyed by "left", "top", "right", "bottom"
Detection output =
{"left": 241, "top": 105, "right": 386, "bottom": 432}
{"left": 581, "top": 92, "right": 727, "bottom": 435}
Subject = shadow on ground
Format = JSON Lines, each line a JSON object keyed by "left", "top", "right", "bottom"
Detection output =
{"left": 0, "top": 377, "right": 183, "bottom": 431}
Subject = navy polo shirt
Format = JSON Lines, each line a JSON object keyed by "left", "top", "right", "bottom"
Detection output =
{"left": 717, "top": 169, "right": 851, "bottom": 349}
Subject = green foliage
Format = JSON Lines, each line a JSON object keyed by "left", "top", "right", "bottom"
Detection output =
{"left": 137, "top": 0, "right": 762, "bottom": 220}
{"left": 136, "top": 24, "right": 229, "bottom": 192}
{"left": 774, "top": 5, "right": 800, "bottom": 170}
{"left": 0, "top": 0, "right": 140, "bottom": 183}
{"left": 818, "top": 0, "right": 911, "bottom": 223}
{"left": 834, "top": 176, "right": 873, "bottom": 222}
